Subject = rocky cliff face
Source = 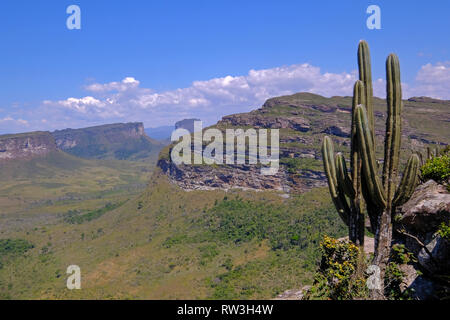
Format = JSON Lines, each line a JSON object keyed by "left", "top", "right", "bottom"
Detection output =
{"left": 0, "top": 132, "right": 57, "bottom": 161}
{"left": 175, "top": 119, "right": 200, "bottom": 133}
{"left": 395, "top": 180, "right": 450, "bottom": 299}
{"left": 52, "top": 122, "right": 146, "bottom": 150}
{"left": 51, "top": 122, "right": 163, "bottom": 161}
{"left": 219, "top": 113, "right": 311, "bottom": 132}
{"left": 158, "top": 158, "right": 292, "bottom": 192}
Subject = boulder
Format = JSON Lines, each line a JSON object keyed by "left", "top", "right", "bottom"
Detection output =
{"left": 396, "top": 180, "right": 450, "bottom": 299}
{"left": 274, "top": 286, "right": 311, "bottom": 300}
{"left": 399, "top": 180, "right": 450, "bottom": 233}
{"left": 417, "top": 234, "right": 450, "bottom": 274}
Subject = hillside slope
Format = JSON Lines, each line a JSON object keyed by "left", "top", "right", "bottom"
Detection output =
{"left": 0, "top": 131, "right": 57, "bottom": 161}
{"left": 159, "top": 93, "right": 450, "bottom": 192}
{"left": 0, "top": 149, "right": 155, "bottom": 228}
{"left": 0, "top": 170, "right": 346, "bottom": 299}
{"left": 52, "top": 122, "right": 165, "bottom": 162}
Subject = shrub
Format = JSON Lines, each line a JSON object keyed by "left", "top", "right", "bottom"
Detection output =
{"left": 385, "top": 244, "right": 416, "bottom": 300}
{"left": 305, "top": 236, "right": 368, "bottom": 300}
{"left": 437, "top": 222, "right": 450, "bottom": 241}
{"left": 421, "top": 155, "right": 450, "bottom": 183}
{"left": 0, "top": 239, "right": 34, "bottom": 256}
{"left": 64, "top": 202, "right": 124, "bottom": 224}
{"left": 0, "top": 239, "right": 34, "bottom": 269}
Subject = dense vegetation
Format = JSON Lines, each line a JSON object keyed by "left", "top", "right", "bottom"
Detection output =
{"left": 305, "top": 236, "right": 368, "bottom": 300}
{"left": 202, "top": 198, "right": 345, "bottom": 251}
{"left": 160, "top": 195, "right": 346, "bottom": 299}
{"left": 63, "top": 202, "right": 125, "bottom": 224}
{"left": 0, "top": 239, "right": 34, "bottom": 270}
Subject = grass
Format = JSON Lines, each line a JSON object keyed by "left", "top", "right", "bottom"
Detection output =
{"left": 0, "top": 170, "right": 345, "bottom": 299}
{"left": 63, "top": 202, "right": 126, "bottom": 224}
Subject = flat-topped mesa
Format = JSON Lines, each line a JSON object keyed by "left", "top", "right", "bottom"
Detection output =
{"left": 0, "top": 131, "right": 57, "bottom": 161}
{"left": 175, "top": 119, "right": 200, "bottom": 134}
{"left": 52, "top": 122, "right": 146, "bottom": 150}
{"left": 158, "top": 91, "right": 449, "bottom": 193}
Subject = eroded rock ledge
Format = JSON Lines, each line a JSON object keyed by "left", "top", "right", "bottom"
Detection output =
{"left": 0, "top": 131, "right": 57, "bottom": 161}
{"left": 158, "top": 158, "right": 292, "bottom": 192}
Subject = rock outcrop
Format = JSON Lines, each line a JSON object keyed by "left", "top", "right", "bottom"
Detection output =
{"left": 396, "top": 180, "right": 450, "bottom": 300}
{"left": 219, "top": 113, "right": 311, "bottom": 132}
{"left": 51, "top": 122, "right": 164, "bottom": 160}
{"left": 321, "top": 125, "right": 350, "bottom": 138}
{"left": 399, "top": 180, "right": 450, "bottom": 233}
{"left": 158, "top": 158, "right": 292, "bottom": 192}
{"left": 0, "top": 131, "right": 57, "bottom": 161}
{"left": 52, "top": 122, "right": 147, "bottom": 150}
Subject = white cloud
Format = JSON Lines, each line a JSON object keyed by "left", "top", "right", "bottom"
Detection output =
{"left": 44, "top": 63, "right": 360, "bottom": 127}
{"left": 0, "top": 117, "right": 29, "bottom": 126}
{"left": 412, "top": 62, "right": 450, "bottom": 99}
{"left": 2, "top": 60, "right": 448, "bottom": 134}
{"left": 84, "top": 77, "right": 141, "bottom": 93}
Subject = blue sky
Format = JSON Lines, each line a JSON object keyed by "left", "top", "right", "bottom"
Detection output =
{"left": 0, "top": 0, "right": 449, "bottom": 134}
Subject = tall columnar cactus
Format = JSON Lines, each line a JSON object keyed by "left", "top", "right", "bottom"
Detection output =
{"left": 321, "top": 41, "right": 373, "bottom": 246}
{"left": 355, "top": 53, "right": 420, "bottom": 298}
{"left": 322, "top": 41, "right": 420, "bottom": 298}
{"left": 358, "top": 41, "right": 374, "bottom": 142}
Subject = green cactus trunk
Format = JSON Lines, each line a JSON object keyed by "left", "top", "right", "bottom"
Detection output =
{"left": 358, "top": 41, "right": 374, "bottom": 142}
{"left": 349, "top": 80, "right": 365, "bottom": 246}
{"left": 355, "top": 53, "right": 420, "bottom": 299}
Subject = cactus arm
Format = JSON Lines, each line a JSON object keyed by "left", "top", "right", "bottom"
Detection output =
{"left": 382, "top": 54, "right": 403, "bottom": 205}
{"left": 351, "top": 81, "right": 365, "bottom": 187}
{"left": 335, "top": 152, "right": 355, "bottom": 198}
{"left": 322, "top": 136, "right": 350, "bottom": 225}
{"left": 361, "top": 182, "right": 381, "bottom": 232}
{"left": 355, "top": 104, "right": 387, "bottom": 208}
{"left": 393, "top": 154, "right": 420, "bottom": 207}
{"left": 427, "top": 146, "right": 432, "bottom": 160}
{"left": 358, "top": 40, "right": 374, "bottom": 140}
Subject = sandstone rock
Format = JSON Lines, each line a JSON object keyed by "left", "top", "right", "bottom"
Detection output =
{"left": 399, "top": 180, "right": 450, "bottom": 233}
{"left": 417, "top": 234, "right": 450, "bottom": 274}
{"left": 0, "top": 131, "right": 57, "bottom": 161}
{"left": 408, "top": 275, "right": 446, "bottom": 300}
{"left": 337, "top": 236, "right": 375, "bottom": 254}
{"left": 396, "top": 262, "right": 443, "bottom": 300}
{"left": 398, "top": 264, "right": 418, "bottom": 293}
{"left": 321, "top": 125, "right": 351, "bottom": 138}
{"left": 274, "top": 286, "right": 311, "bottom": 300}
{"left": 395, "top": 180, "right": 450, "bottom": 299}
{"left": 53, "top": 122, "right": 147, "bottom": 151}
{"left": 158, "top": 158, "right": 293, "bottom": 192}
{"left": 219, "top": 114, "right": 310, "bottom": 132}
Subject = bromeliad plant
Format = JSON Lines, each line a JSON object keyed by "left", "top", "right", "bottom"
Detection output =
{"left": 322, "top": 41, "right": 420, "bottom": 298}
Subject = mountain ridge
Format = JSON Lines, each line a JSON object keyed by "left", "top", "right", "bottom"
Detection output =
{"left": 0, "top": 122, "right": 167, "bottom": 163}
{"left": 158, "top": 92, "right": 450, "bottom": 193}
